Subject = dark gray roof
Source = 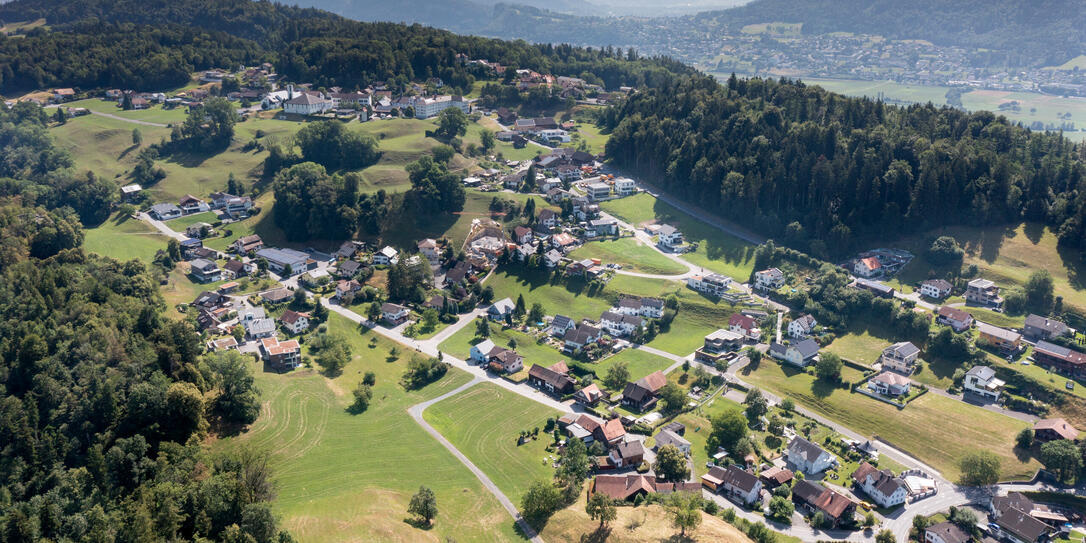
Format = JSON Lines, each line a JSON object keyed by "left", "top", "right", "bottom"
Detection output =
{"left": 793, "top": 338, "right": 820, "bottom": 359}
{"left": 721, "top": 465, "right": 760, "bottom": 493}
{"left": 788, "top": 436, "right": 829, "bottom": 463}
{"left": 1025, "top": 314, "right": 1070, "bottom": 335}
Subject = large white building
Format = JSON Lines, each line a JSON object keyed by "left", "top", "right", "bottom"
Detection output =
{"left": 284, "top": 93, "right": 333, "bottom": 115}
{"left": 409, "top": 95, "right": 468, "bottom": 119}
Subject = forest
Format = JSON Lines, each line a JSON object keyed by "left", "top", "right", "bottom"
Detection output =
{"left": 0, "top": 0, "right": 694, "bottom": 94}
{"left": 602, "top": 74, "right": 1086, "bottom": 256}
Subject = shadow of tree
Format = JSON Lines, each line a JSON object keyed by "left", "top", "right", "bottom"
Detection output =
{"left": 578, "top": 525, "right": 612, "bottom": 543}
{"left": 402, "top": 517, "right": 433, "bottom": 530}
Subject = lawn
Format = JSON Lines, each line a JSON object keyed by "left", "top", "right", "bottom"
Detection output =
{"left": 599, "top": 193, "right": 758, "bottom": 281}
{"left": 739, "top": 360, "right": 1040, "bottom": 481}
{"left": 567, "top": 238, "right": 687, "bottom": 275}
{"left": 64, "top": 98, "right": 190, "bottom": 125}
{"left": 586, "top": 348, "right": 677, "bottom": 389}
{"left": 825, "top": 329, "right": 893, "bottom": 367}
{"left": 542, "top": 493, "right": 752, "bottom": 543}
{"left": 83, "top": 213, "right": 170, "bottom": 262}
{"left": 439, "top": 321, "right": 567, "bottom": 368}
{"left": 214, "top": 314, "right": 525, "bottom": 542}
{"left": 424, "top": 383, "right": 560, "bottom": 502}
{"left": 169, "top": 211, "right": 220, "bottom": 230}
{"left": 564, "top": 121, "right": 609, "bottom": 155}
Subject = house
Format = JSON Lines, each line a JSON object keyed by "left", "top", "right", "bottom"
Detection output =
{"left": 381, "top": 303, "right": 410, "bottom": 326}
{"left": 851, "top": 462, "right": 907, "bottom": 508}
{"left": 488, "top": 298, "right": 516, "bottom": 321}
{"left": 207, "top": 336, "right": 239, "bottom": 352}
{"left": 599, "top": 311, "right": 643, "bottom": 337}
{"left": 792, "top": 480, "right": 856, "bottom": 528}
{"left": 654, "top": 429, "right": 691, "bottom": 455}
{"left": 966, "top": 278, "right": 1003, "bottom": 307}
{"left": 920, "top": 279, "right": 953, "bottom": 300}
{"left": 260, "top": 337, "right": 302, "bottom": 371}
{"left": 854, "top": 256, "right": 882, "bottom": 278}
{"left": 615, "top": 296, "right": 665, "bottom": 318}
{"left": 697, "top": 329, "right": 744, "bottom": 363}
{"left": 373, "top": 246, "right": 398, "bottom": 266}
{"left": 334, "top": 240, "right": 363, "bottom": 260}
{"left": 754, "top": 268, "right": 786, "bottom": 291}
{"left": 1033, "top": 418, "right": 1079, "bottom": 443}
{"left": 687, "top": 273, "right": 733, "bottom": 297}
{"left": 549, "top": 314, "right": 576, "bottom": 337}
{"left": 621, "top": 371, "right": 667, "bottom": 411}
{"left": 469, "top": 339, "right": 497, "bottom": 365}
{"left": 537, "top": 209, "right": 558, "bottom": 229}
{"left": 417, "top": 239, "right": 440, "bottom": 263}
{"left": 788, "top": 314, "right": 818, "bottom": 338}
{"left": 1024, "top": 314, "right": 1073, "bottom": 341}
{"left": 588, "top": 218, "right": 618, "bottom": 237}
{"left": 608, "top": 440, "right": 644, "bottom": 468}
{"left": 786, "top": 436, "right": 836, "bottom": 475}
{"left": 769, "top": 339, "right": 820, "bottom": 367}
{"left": 853, "top": 278, "right": 896, "bottom": 298}
{"left": 179, "top": 238, "right": 203, "bottom": 259}
{"left": 656, "top": 225, "right": 684, "bottom": 249}
{"left": 513, "top": 226, "right": 532, "bottom": 244}
{"left": 192, "top": 290, "right": 227, "bottom": 309}
{"left": 574, "top": 384, "right": 604, "bottom": 407}
{"left": 283, "top": 92, "right": 333, "bottom": 115}
{"left": 596, "top": 417, "right": 626, "bottom": 445}
{"left": 239, "top": 307, "right": 276, "bottom": 339}
{"left": 543, "top": 249, "right": 562, "bottom": 268}
{"left": 991, "top": 493, "right": 1053, "bottom": 543}
{"left": 925, "top": 522, "right": 971, "bottom": 543}
{"left": 728, "top": 313, "right": 762, "bottom": 342}
{"left": 120, "top": 184, "right": 142, "bottom": 202}
{"left": 591, "top": 474, "right": 699, "bottom": 502}
{"left": 255, "top": 247, "right": 309, "bottom": 275}
{"left": 759, "top": 467, "right": 794, "bottom": 489}
{"left": 963, "top": 366, "right": 1005, "bottom": 401}
{"left": 563, "top": 324, "right": 602, "bottom": 351}
{"left": 335, "top": 279, "right": 362, "bottom": 299}
{"left": 335, "top": 260, "right": 363, "bottom": 279}
{"left": 186, "top": 222, "right": 213, "bottom": 238}
{"left": 704, "top": 465, "right": 762, "bottom": 506}
{"left": 178, "top": 194, "right": 210, "bottom": 214}
{"left": 224, "top": 196, "right": 253, "bottom": 217}
{"left": 279, "top": 310, "right": 310, "bottom": 335}
{"left": 487, "top": 348, "right": 524, "bottom": 374}
{"left": 868, "top": 372, "right": 912, "bottom": 397}
{"left": 585, "top": 182, "right": 611, "bottom": 201}
{"left": 880, "top": 341, "right": 920, "bottom": 374}
{"left": 1032, "top": 341, "right": 1086, "bottom": 378}
{"left": 189, "top": 258, "right": 221, "bottom": 283}
{"left": 232, "top": 235, "right": 264, "bottom": 254}
{"left": 150, "top": 203, "right": 182, "bottom": 220}
{"left": 937, "top": 306, "right": 974, "bottom": 332}
{"left": 261, "top": 288, "right": 292, "bottom": 305}
{"left": 527, "top": 363, "right": 575, "bottom": 395}
{"left": 977, "top": 322, "right": 1022, "bottom": 353}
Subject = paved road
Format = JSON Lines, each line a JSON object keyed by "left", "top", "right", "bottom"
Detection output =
{"left": 137, "top": 212, "right": 188, "bottom": 241}
{"left": 89, "top": 109, "right": 168, "bottom": 127}
{"left": 596, "top": 210, "right": 699, "bottom": 281}
{"left": 408, "top": 377, "right": 546, "bottom": 543}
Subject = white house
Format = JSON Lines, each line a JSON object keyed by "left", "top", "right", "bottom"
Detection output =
{"left": 786, "top": 436, "right": 836, "bottom": 475}
{"left": 178, "top": 194, "right": 210, "bottom": 214}
{"left": 880, "top": 341, "right": 920, "bottom": 374}
{"left": 925, "top": 522, "right": 971, "bottom": 543}
{"left": 470, "top": 339, "right": 497, "bottom": 364}
{"left": 614, "top": 296, "right": 664, "bottom": 318}
{"left": 657, "top": 225, "right": 684, "bottom": 249}
{"left": 279, "top": 310, "right": 311, "bottom": 335}
{"left": 964, "top": 366, "right": 1005, "bottom": 401}
{"left": 867, "top": 371, "right": 912, "bottom": 397}
{"left": 373, "top": 246, "right": 399, "bottom": 266}
{"left": 283, "top": 92, "right": 333, "bottom": 115}
{"left": 381, "top": 303, "right": 410, "bottom": 325}
{"left": 754, "top": 268, "right": 785, "bottom": 291}
{"left": 417, "top": 239, "right": 439, "bottom": 263}
{"left": 768, "top": 339, "right": 820, "bottom": 367}
{"left": 715, "top": 465, "right": 763, "bottom": 506}
{"left": 538, "top": 128, "right": 570, "bottom": 143}
{"left": 408, "top": 95, "right": 468, "bottom": 119}
{"left": 854, "top": 256, "right": 882, "bottom": 278}
{"left": 599, "top": 311, "right": 643, "bottom": 337}
{"left": 614, "top": 177, "right": 635, "bottom": 195}
{"left": 549, "top": 315, "right": 576, "bottom": 337}
{"left": 852, "top": 462, "right": 908, "bottom": 508}
{"left": 788, "top": 314, "right": 817, "bottom": 338}
{"left": 920, "top": 279, "right": 953, "bottom": 299}
{"left": 728, "top": 313, "right": 762, "bottom": 342}
{"left": 488, "top": 298, "right": 516, "bottom": 321}
{"left": 687, "top": 273, "right": 733, "bottom": 297}
{"left": 150, "top": 203, "right": 182, "bottom": 220}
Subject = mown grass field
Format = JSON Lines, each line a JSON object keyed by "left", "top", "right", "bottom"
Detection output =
{"left": 600, "top": 193, "right": 757, "bottom": 281}
{"left": 424, "top": 383, "right": 560, "bottom": 502}
{"left": 83, "top": 213, "right": 169, "bottom": 262}
{"left": 542, "top": 494, "right": 753, "bottom": 543}
{"left": 960, "top": 90, "right": 1086, "bottom": 142}
{"left": 567, "top": 237, "right": 687, "bottom": 275}
{"left": 739, "top": 360, "right": 1040, "bottom": 481}
{"left": 215, "top": 314, "right": 525, "bottom": 542}
{"left": 587, "top": 348, "right": 676, "bottom": 390}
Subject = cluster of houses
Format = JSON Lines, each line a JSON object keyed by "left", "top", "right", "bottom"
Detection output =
{"left": 148, "top": 192, "right": 254, "bottom": 222}
{"left": 198, "top": 284, "right": 308, "bottom": 372}
{"left": 586, "top": 421, "right": 706, "bottom": 502}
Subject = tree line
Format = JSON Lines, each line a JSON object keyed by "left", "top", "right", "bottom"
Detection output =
{"left": 603, "top": 73, "right": 1086, "bottom": 256}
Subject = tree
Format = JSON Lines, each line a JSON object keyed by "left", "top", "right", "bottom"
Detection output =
{"left": 521, "top": 480, "right": 561, "bottom": 525}
{"left": 1040, "top": 439, "right": 1082, "bottom": 482}
{"left": 958, "top": 451, "right": 1000, "bottom": 486}
{"left": 404, "top": 155, "right": 465, "bottom": 217}
{"left": 435, "top": 106, "right": 468, "bottom": 139}
{"left": 557, "top": 437, "right": 590, "bottom": 493}
{"left": 528, "top": 302, "right": 545, "bottom": 324}
{"left": 167, "top": 238, "right": 181, "bottom": 261}
{"left": 708, "top": 409, "right": 749, "bottom": 453}
{"left": 514, "top": 294, "right": 526, "bottom": 317}
{"left": 55, "top": 106, "right": 67, "bottom": 124}
{"left": 316, "top": 336, "right": 351, "bottom": 376}
{"left": 780, "top": 398, "right": 795, "bottom": 412}
{"left": 1016, "top": 428, "right": 1034, "bottom": 449}
{"left": 132, "top": 128, "right": 142, "bottom": 146}
{"left": 177, "top": 97, "right": 238, "bottom": 151}
{"left": 1025, "top": 269, "right": 1055, "bottom": 313}
{"left": 408, "top": 486, "right": 438, "bottom": 525}
{"left": 815, "top": 352, "right": 843, "bottom": 382}
{"left": 366, "top": 302, "right": 382, "bottom": 322}
{"left": 863, "top": 511, "right": 876, "bottom": 528}
{"left": 294, "top": 120, "right": 379, "bottom": 170}
{"left": 604, "top": 361, "right": 630, "bottom": 390}
{"left": 480, "top": 129, "right": 495, "bottom": 151}
{"left": 654, "top": 444, "right": 690, "bottom": 483}
{"left": 475, "top": 317, "right": 490, "bottom": 338}
{"left": 666, "top": 492, "right": 702, "bottom": 537}
{"left": 926, "top": 236, "right": 964, "bottom": 266}
{"left": 432, "top": 144, "right": 455, "bottom": 163}
{"left": 350, "top": 382, "right": 372, "bottom": 413}
{"left": 949, "top": 507, "right": 978, "bottom": 531}
{"left": 875, "top": 529, "right": 896, "bottom": 543}
{"left": 586, "top": 492, "right": 616, "bottom": 529}
{"left": 658, "top": 383, "right": 686, "bottom": 413}
{"left": 208, "top": 351, "right": 261, "bottom": 425}
{"left": 421, "top": 308, "right": 439, "bottom": 329}
{"left": 768, "top": 496, "right": 794, "bottom": 523}
{"left": 744, "top": 388, "right": 769, "bottom": 423}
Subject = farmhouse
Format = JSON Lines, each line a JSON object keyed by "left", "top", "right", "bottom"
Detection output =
{"left": 760, "top": 467, "right": 794, "bottom": 489}
{"left": 487, "top": 348, "right": 524, "bottom": 374}
{"left": 1032, "top": 340, "right": 1086, "bottom": 377}
{"left": 232, "top": 235, "right": 264, "bottom": 254}
{"left": 851, "top": 462, "right": 907, "bottom": 508}
{"left": 573, "top": 383, "right": 604, "bottom": 407}
{"left": 936, "top": 306, "right": 974, "bottom": 332}
{"left": 963, "top": 366, "right": 1005, "bottom": 401}
{"left": 754, "top": 267, "right": 785, "bottom": 290}
{"left": 687, "top": 273, "right": 733, "bottom": 297}
{"left": 621, "top": 370, "right": 667, "bottom": 411}
{"left": 702, "top": 465, "right": 762, "bottom": 505}
{"left": 769, "top": 338, "right": 820, "bottom": 367}
{"left": 990, "top": 493, "right": 1054, "bottom": 543}
{"left": 880, "top": 341, "right": 920, "bottom": 374}
{"left": 786, "top": 436, "right": 836, "bottom": 475}
{"left": 788, "top": 314, "right": 817, "bottom": 338}
{"left": 527, "top": 363, "right": 575, "bottom": 395}
{"left": 591, "top": 474, "right": 699, "bottom": 502}
{"left": 920, "top": 279, "right": 953, "bottom": 299}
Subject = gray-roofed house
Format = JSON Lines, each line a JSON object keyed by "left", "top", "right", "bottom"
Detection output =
{"left": 150, "top": 203, "right": 182, "bottom": 220}
{"left": 654, "top": 429, "right": 691, "bottom": 455}
{"left": 1024, "top": 314, "right": 1073, "bottom": 341}
{"left": 786, "top": 436, "right": 836, "bottom": 475}
{"left": 188, "top": 258, "right": 221, "bottom": 283}
{"left": 488, "top": 298, "right": 516, "bottom": 321}
{"left": 880, "top": 341, "right": 920, "bottom": 374}
{"left": 768, "top": 338, "right": 820, "bottom": 367}
{"left": 550, "top": 314, "right": 575, "bottom": 337}
{"left": 925, "top": 522, "right": 970, "bottom": 543}
{"left": 239, "top": 307, "right": 276, "bottom": 339}
{"left": 851, "top": 462, "right": 907, "bottom": 508}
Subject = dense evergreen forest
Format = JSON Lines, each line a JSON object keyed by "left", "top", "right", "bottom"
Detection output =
{"left": 0, "top": 0, "right": 694, "bottom": 93}
{"left": 602, "top": 74, "right": 1086, "bottom": 256}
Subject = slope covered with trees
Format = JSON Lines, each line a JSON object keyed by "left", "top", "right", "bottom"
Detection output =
{"left": 603, "top": 74, "right": 1086, "bottom": 256}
